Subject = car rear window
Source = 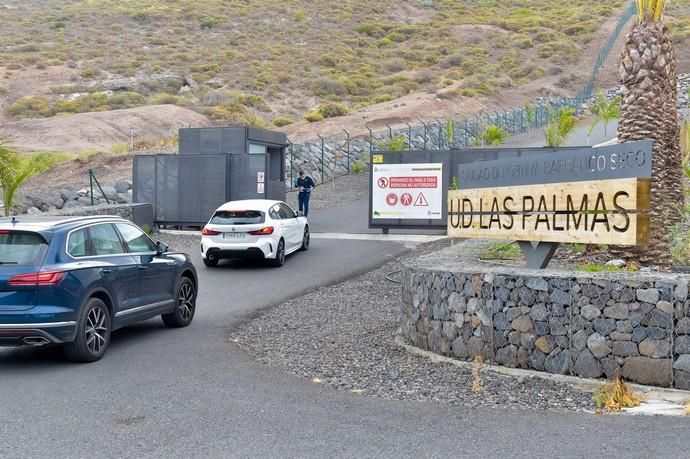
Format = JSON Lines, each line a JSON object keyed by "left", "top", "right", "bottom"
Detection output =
{"left": 210, "top": 210, "right": 265, "bottom": 225}
{"left": 0, "top": 230, "right": 48, "bottom": 266}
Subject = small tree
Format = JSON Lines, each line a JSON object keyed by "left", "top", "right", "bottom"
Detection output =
{"left": 587, "top": 91, "right": 621, "bottom": 144}
{"left": 525, "top": 104, "right": 536, "bottom": 137}
{"left": 544, "top": 107, "right": 576, "bottom": 147}
{"left": 482, "top": 125, "right": 509, "bottom": 146}
{"left": 374, "top": 134, "right": 407, "bottom": 151}
{"left": 0, "top": 145, "right": 47, "bottom": 216}
{"left": 445, "top": 119, "right": 454, "bottom": 147}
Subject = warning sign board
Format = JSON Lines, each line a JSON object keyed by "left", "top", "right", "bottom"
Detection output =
{"left": 372, "top": 163, "right": 443, "bottom": 219}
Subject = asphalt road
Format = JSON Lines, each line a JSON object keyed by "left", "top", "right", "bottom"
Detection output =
{"left": 1, "top": 199, "right": 689, "bottom": 458}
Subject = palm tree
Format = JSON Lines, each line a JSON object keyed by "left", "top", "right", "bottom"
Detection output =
{"left": 613, "top": 0, "right": 683, "bottom": 266}
{"left": 0, "top": 144, "right": 43, "bottom": 217}
{"left": 587, "top": 91, "right": 621, "bottom": 144}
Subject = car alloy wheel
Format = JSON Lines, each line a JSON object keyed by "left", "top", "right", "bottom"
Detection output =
{"left": 178, "top": 282, "right": 194, "bottom": 321}
{"left": 64, "top": 297, "right": 111, "bottom": 363}
{"left": 162, "top": 277, "right": 196, "bottom": 327}
{"left": 85, "top": 306, "right": 108, "bottom": 354}
{"left": 269, "top": 239, "right": 285, "bottom": 267}
{"left": 300, "top": 226, "right": 310, "bottom": 251}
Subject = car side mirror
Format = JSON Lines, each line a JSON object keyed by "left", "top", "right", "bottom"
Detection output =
{"left": 156, "top": 241, "right": 169, "bottom": 254}
{"left": 296, "top": 210, "right": 304, "bottom": 217}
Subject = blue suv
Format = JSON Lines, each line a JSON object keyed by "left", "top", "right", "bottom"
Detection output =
{"left": 0, "top": 215, "right": 197, "bottom": 362}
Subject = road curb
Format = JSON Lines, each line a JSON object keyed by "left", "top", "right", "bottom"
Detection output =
{"left": 395, "top": 336, "right": 690, "bottom": 416}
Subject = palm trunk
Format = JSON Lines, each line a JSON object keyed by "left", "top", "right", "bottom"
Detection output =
{"left": 612, "top": 20, "right": 682, "bottom": 267}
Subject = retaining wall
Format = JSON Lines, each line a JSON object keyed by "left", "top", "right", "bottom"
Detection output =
{"left": 47, "top": 203, "right": 153, "bottom": 228}
{"left": 401, "top": 244, "right": 690, "bottom": 389}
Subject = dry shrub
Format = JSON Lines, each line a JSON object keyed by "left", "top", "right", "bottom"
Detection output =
{"left": 593, "top": 373, "right": 644, "bottom": 412}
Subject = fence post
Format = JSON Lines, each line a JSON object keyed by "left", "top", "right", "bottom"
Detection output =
{"left": 343, "top": 129, "right": 351, "bottom": 173}
{"left": 367, "top": 126, "right": 373, "bottom": 153}
{"left": 406, "top": 123, "right": 413, "bottom": 150}
{"left": 287, "top": 140, "right": 293, "bottom": 186}
{"left": 89, "top": 169, "right": 94, "bottom": 206}
{"left": 317, "top": 134, "right": 325, "bottom": 181}
{"left": 421, "top": 121, "right": 428, "bottom": 150}
{"left": 436, "top": 119, "right": 443, "bottom": 149}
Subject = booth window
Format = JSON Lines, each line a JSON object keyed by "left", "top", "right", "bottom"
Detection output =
{"left": 248, "top": 143, "right": 267, "bottom": 154}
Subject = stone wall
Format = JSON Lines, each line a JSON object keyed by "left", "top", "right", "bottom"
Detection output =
{"left": 46, "top": 203, "right": 153, "bottom": 228}
{"left": 401, "top": 244, "right": 690, "bottom": 389}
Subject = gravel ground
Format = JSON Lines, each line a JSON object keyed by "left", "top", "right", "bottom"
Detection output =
{"left": 233, "top": 240, "right": 596, "bottom": 413}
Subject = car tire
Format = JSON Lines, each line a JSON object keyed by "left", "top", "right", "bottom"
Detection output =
{"left": 64, "top": 297, "right": 111, "bottom": 363}
{"left": 299, "top": 226, "right": 310, "bottom": 251}
{"left": 268, "top": 238, "right": 285, "bottom": 267}
{"left": 162, "top": 277, "right": 196, "bottom": 328}
{"left": 203, "top": 256, "right": 218, "bottom": 267}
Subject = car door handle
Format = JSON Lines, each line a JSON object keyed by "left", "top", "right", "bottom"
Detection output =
{"left": 138, "top": 265, "right": 148, "bottom": 270}
{"left": 101, "top": 268, "right": 112, "bottom": 274}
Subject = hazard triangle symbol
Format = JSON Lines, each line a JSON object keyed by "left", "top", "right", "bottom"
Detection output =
{"left": 414, "top": 192, "right": 429, "bottom": 207}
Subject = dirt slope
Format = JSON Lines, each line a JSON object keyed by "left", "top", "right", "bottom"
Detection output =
{"left": 0, "top": 105, "right": 213, "bottom": 152}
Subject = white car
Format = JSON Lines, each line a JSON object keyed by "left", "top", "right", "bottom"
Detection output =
{"left": 201, "top": 199, "right": 309, "bottom": 267}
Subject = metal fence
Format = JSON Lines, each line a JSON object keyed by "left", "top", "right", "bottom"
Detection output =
{"left": 286, "top": 1, "right": 637, "bottom": 183}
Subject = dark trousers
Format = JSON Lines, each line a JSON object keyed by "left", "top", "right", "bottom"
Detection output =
{"left": 298, "top": 193, "right": 310, "bottom": 217}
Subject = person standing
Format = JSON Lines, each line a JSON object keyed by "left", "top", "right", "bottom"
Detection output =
{"left": 295, "top": 169, "right": 315, "bottom": 217}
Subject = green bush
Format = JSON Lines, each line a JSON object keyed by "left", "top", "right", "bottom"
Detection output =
{"left": 80, "top": 67, "right": 98, "bottom": 79}
{"left": 318, "top": 103, "right": 349, "bottom": 118}
{"left": 112, "top": 143, "right": 129, "bottom": 154}
{"left": 106, "top": 92, "right": 146, "bottom": 110}
{"left": 8, "top": 96, "right": 53, "bottom": 118}
{"left": 304, "top": 111, "right": 324, "bottom": 122}
{"left": 314, "top": 77, "right": 346, "bottom": 96}
{"left": 354, "top": 23, "right": 385, "bottom": 37}
{"left": 199, "top": 17, "right": 219, "bottom": 30}
{"left": 272, "top": 116, "right": 293, "bottom": 127}
{"left": 234, "top": 93, "right": 270, "bottom": 111}
{"left": 131, "top": 11, "right": 149, "bottom": 23}
{"left": 206, "top": 105, "right": 266, "bottom": 127}
{"left": 482, "top": 125, "right": 509, "bottom": 146}
{"left": 294, "top": 10, "right": 307, "bottom": 22}
{"left": 375, "top": 134, "right": 407, "bottom": 151}
{"left": 373, "top": 94, "right": 394, "bottom": 104}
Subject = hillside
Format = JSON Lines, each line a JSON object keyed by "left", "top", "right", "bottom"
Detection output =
{"left": 1, "top": 1, "right": 690, "bottom": 150}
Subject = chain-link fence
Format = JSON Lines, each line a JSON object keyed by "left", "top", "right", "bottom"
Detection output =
{"left": 287, "top": 2, "right": 637, "bottom": 184}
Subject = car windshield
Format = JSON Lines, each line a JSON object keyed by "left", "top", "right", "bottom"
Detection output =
{"left": 0, "top": 230, "right": 48, "bottom": 266}
{"left": 210, "top": 210, "right": 265, "bottom": 225}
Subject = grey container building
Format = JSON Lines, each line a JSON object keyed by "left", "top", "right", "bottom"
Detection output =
{"left": 133, "top": 127, "right": 287, "bottom": 226}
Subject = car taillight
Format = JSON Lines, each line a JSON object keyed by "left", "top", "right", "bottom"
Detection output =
{"left": 0, "top": 230, "right": 9, "bottom": 234}
{"left": 8, "top": 271, "right": 65, "bottom": 286}
{"left": 248, "top": 226, "right": 274, "bottom": 235}
{"left": 202, "top": 227, "right": 220, "bottom": 236}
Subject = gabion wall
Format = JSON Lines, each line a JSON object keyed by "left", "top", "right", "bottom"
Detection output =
{"left": 401, "top": 246, "right": 690, "bottom": 389}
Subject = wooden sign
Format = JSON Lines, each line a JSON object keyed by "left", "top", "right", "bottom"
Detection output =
{"left": 448, "top": 178, "right": 650, "bottom": 245}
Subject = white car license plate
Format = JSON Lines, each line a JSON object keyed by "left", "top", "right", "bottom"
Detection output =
{"left": 223, "top": 232, "right": 246, "bottom": 239}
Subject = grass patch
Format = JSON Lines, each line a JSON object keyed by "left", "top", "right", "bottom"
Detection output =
{"left": 480, "top": 241, "right": 521, "bottom": 260}
{"left": 576, "top": 262, "right": 625, "bottom": 273}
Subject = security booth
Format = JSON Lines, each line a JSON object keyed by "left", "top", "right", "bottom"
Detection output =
{"left": 133, "top": 127, "right": 287, "bottom": 227}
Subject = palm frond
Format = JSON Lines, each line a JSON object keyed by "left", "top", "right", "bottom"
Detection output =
{"left": 636, "top": 0, "right": 667, "bottom": 22}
